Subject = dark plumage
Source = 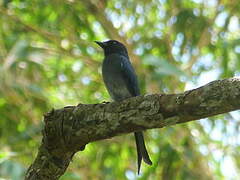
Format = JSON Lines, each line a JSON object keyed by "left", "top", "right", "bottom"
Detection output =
{"left": 95, "top": 40, "right": 152, "bottom": 174}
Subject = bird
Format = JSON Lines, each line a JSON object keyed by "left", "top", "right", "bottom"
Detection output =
{"left": 95, "top": 40, "right": 152, "bottom": 174}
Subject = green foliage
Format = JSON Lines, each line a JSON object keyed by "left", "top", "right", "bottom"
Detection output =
{"left": 0, "top": 0, "right": 240, "bottom": 179}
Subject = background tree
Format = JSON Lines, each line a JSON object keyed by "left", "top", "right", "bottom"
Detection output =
{"left": 0, "top": 0, "right": 240, "bottom": 179}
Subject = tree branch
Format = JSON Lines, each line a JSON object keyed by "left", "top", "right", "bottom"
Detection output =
{"left": 25, "top": 77, "right": 240, "bottom": 180}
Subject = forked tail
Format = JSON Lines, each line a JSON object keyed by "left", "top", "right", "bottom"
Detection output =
{"left": 134, "top": 132, "right": 152, "bottom": 174}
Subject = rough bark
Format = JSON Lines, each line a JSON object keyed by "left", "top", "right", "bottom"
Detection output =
{"left": 25, "top": 77, "right": 240, "bottom": 180}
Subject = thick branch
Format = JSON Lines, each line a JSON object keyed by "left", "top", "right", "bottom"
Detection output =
{"left": 25, "top": 77, "right": 240, "bottom": 180}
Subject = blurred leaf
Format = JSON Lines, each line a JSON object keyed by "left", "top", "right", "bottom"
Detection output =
{"left": 143, "top": 55, "right": 187, "bottom": 77}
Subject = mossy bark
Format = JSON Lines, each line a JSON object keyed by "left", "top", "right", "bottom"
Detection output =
{"left": 25, "top": 78, "right": 240, "bottom": 180}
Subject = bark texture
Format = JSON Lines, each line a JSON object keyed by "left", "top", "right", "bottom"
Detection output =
{"left": 25, "top": 77, "right": 240, "bottom": 180}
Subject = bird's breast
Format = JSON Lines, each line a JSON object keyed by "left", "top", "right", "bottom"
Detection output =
{"left": 102, "top": 60, "right": 132, "bottom": 101}
{"left": 103, "top": 72, "right": 132, "bottom": 101}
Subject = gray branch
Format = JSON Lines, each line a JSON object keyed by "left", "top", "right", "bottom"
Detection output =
{"left": 25, "top": 77, "right": 240, "bottom": 180}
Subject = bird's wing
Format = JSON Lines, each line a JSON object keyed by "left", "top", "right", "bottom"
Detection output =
{"left": 119, "top": 55, "right": 140, "bottom": 96}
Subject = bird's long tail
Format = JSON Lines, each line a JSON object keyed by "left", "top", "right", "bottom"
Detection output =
{"left": 134, "top": 132, "right": 152, "bottom": 174}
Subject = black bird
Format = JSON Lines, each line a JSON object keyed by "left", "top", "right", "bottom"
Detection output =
{"left": 95, "top": 40, "right": 152, "bottom": 174}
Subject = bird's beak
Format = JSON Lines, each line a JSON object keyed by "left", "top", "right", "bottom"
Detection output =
{"left": 95, "top": 41, "right": 106, "bottom": 49}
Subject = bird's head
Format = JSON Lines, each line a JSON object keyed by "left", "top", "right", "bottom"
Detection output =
{"left": 95, "top": 40, "right": 128, "bottom": 56}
